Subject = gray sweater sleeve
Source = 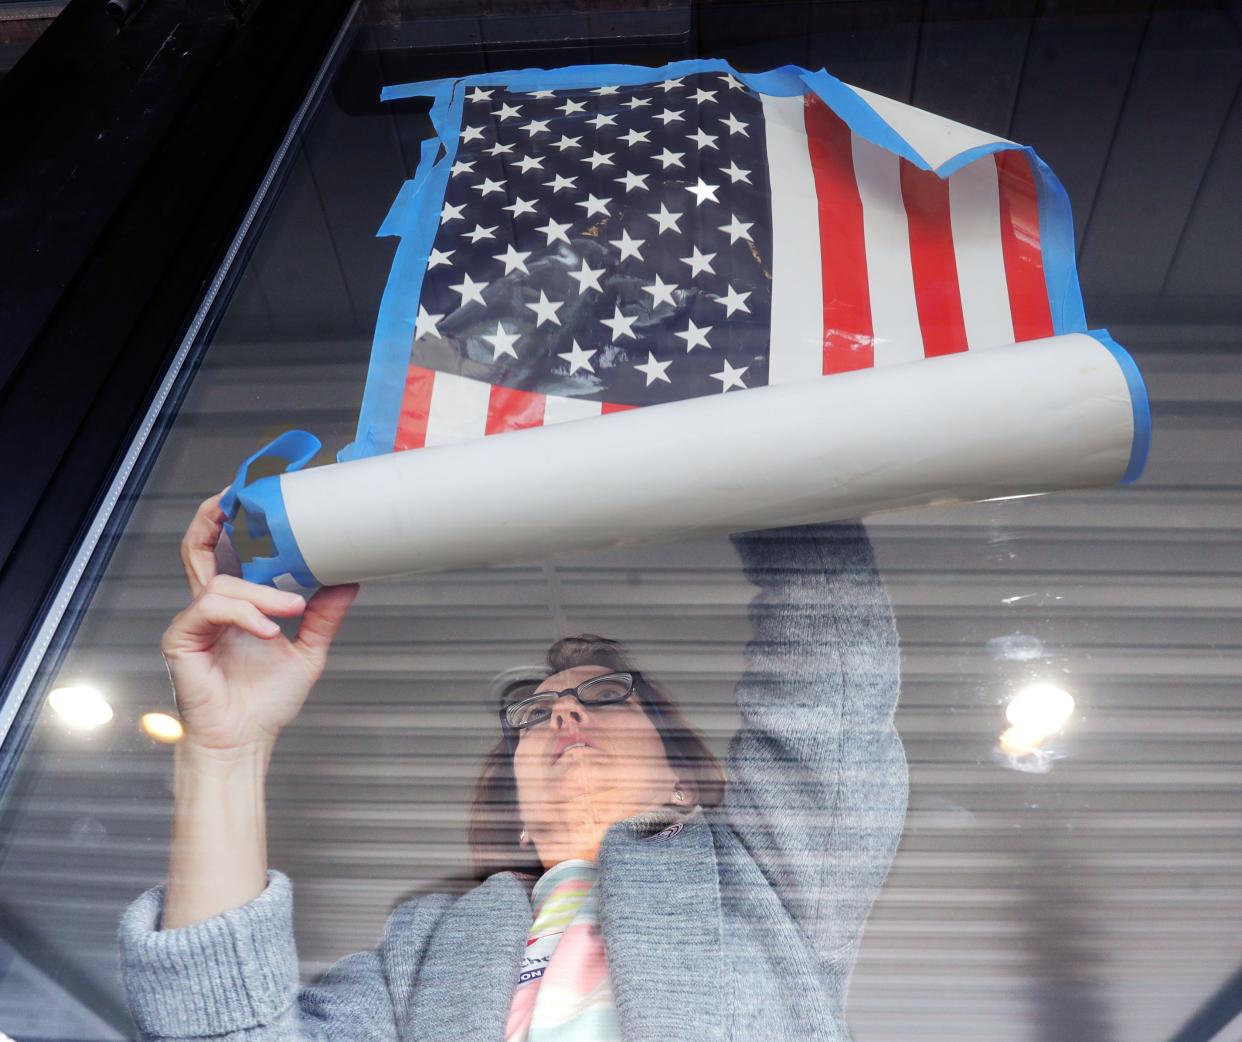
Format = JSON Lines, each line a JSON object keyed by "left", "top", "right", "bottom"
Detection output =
{"left": 725, "top": 522, "right": 909, "bottom": 961}
{"left": 117, "top": 870, "right": 409, "bottom": 1041}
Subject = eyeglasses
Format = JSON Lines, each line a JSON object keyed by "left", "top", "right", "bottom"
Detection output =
{"left": 500, "top": 672, "right": 639, "bottom": 733}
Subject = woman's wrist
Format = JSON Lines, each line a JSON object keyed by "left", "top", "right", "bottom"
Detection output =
{"left": 165, "top": 739, "right": 272, "bottom": 929}
{"left": 176, "top": 737, "right": 275, "bottom": 775}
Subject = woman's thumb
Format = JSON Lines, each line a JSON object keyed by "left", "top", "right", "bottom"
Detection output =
{"left": 294, "top": 583, "right": 360, "bottom": 658}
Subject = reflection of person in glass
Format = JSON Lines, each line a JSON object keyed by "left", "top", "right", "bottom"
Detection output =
{"left": 119, "top": 492, "right": 908, "bottom": 1042}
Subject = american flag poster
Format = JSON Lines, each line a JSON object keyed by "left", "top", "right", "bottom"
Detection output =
{"left": 340, "top": 59, "right": 1084, "bottom": 464}
{"left": 219, "top": 59, "right": 1148, "bottom": 588}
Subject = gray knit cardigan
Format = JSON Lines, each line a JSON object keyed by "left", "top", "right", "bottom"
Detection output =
{"left": 118, "top": 523, "right": 909, "bottom": 1042}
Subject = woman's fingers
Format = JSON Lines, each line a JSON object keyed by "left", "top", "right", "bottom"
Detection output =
{"left": 199, "top": 574, "right": 306, "bottom": 614}
{"left": 293, "top": 583, "right": 359, "bottom": 663}
{"left": 163, "top": 576, "right": 306, "bottom": 653}
{"left": 180, "top": 491, "right": 230, "bottom": 597}
{"left": 165, "top": 595, "right": 278, "bottom": 650}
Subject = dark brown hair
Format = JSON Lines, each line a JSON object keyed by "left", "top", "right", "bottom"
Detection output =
{"left": 466, "top": 634, "right": 726, "bottom": 880}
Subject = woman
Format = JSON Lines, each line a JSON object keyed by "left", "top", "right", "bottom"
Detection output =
{"left": 119, "top": 493, "right": 909, "bottom": 1042}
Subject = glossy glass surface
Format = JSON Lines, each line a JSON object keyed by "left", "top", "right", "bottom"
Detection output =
{"left": 1, "top": 4, "right": 1239, "bottom": 1041}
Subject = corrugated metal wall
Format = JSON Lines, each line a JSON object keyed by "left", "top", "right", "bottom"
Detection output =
{"left": 1, "top": 3, "right": 1239, "bottom": 1040}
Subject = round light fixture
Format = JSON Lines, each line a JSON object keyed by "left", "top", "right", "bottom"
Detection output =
{"left": 1005, "top": 682, "right": 1075, "bottom": 738}
{"left": 999, "top": 724, "right": 1044, "bottom": 755}
{"left": 141, "top": 712, "right": 184, "bottom": 743}
{"left": 47, "top": 685, "right": 114, "bottom": 730}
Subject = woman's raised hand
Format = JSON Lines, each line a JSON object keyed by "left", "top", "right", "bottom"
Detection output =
{"left": 161, "top": 490, "right": 359, "bottom": 759}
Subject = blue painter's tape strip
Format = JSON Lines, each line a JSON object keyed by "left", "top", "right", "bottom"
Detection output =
{"left": 1088, "top": 329, "right": 1151, "bottom": 485}
{"left": 454, "top": 58, "right": 732, "bottom": 92}
{"left": 220, "top": 431, "right": 323, "bottom": 587}
{"left": 341, "top": 77, "right": 466, "bottom": 461}
{"left": 221, "top": 430, "right": 319, "bottom": 522}
{"left": 799, "top": 68, "right": 1029, "bottom": 178}
{"left": 934, "top": 141, "right": 1019, "bottom": 179}
{"left": 380, "top": 76, "right": 463, "bottom": 149}
{"left": 799, "top": 69, "right": 929, "bottom": 168}
{"left": 1028, "top": 151, "right": 1086, "bottom": 335}
{"left": 377, "top": 177, "right": 421, "bottom": 239}
{"left": 380, "top": 77, "right": 447, "bottom": 102}
{"left": 238, "top": 475, "right": 320, "bottom": 588}
{"left": 737, "top": 64, "right": 807, "bottom": 97}
{"left": 455, "top": 58, "right": 809, "bottom": 99}
{"left": 410, "top": 136, "right": 443, "bottom": 195}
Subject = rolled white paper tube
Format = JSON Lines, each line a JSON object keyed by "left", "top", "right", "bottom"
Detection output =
{"left": 268, "top": 331, "right": 1146, "bottom": 585}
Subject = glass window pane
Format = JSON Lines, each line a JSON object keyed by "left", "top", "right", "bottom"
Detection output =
{"left": 2, "top": 5, "right": 1239, "bottom": 1042}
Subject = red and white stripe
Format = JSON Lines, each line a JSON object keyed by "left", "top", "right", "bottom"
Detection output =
{"left": 395, "top": 366, "right": 635, "bottom": 451}
{"left": 394, "top": 84, "right": 1056, "bottom": 452}
{"left": 762, "top": 89, "right": 1054, "bottom": 383}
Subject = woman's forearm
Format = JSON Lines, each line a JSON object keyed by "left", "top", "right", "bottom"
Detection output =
{"left": 162, "top": 741, "right": 274, "bottom": 930}
{"left": 724, "top": 523, "right": 908, "bottom": 956}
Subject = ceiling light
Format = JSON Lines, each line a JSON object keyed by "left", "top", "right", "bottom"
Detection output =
{"left": 1005, "top": 682, "right": 1075, "bottom": 739}
{"left": 999, "top": 725, "right": 1045, "bottom": 755}
{"left": 47, "top": 685, "right": 114, "bottom": 730}
{"left": 140, "top": 712, "right": 184, "bottom": 743}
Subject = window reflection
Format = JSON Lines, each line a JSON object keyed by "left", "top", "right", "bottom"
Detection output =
{"left": 1, "top": 4, "right": 1240, "bottom": 1042}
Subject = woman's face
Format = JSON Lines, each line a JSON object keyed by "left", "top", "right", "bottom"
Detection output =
{"left": 511, "top": 664, "right": 682, "bottom": 865}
